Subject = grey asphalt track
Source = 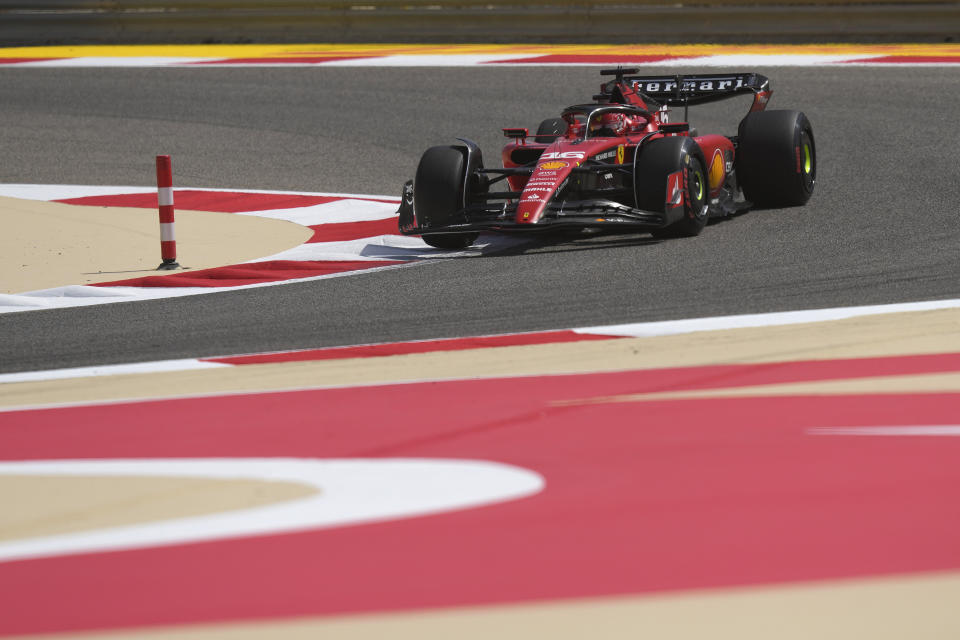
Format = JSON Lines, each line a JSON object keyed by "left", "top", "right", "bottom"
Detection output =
{"left": 1, "top": 66, "right": 958, "bottom": 373}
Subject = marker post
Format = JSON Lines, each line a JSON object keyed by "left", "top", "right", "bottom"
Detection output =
{"left": 156, "top": 155, "right": 180, "bottom": 270}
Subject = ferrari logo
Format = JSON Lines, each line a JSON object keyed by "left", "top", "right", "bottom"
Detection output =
{"left": 522, "top": 211, "right": 531, "bottom": 219}
{"left": 616, "top": 145, "right": 625, "bottom": 164}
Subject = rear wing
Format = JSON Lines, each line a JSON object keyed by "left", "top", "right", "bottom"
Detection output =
{"left": 599, "top": 69, "right": 772, "bottom": 116}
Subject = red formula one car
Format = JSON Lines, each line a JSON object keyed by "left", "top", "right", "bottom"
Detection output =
{"left": 398, "top": 68, "right": 815, "bottom": 249}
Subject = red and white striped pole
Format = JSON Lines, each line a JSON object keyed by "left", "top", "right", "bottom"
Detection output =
{"left": 156, "top": 154, "right": 180, "bottom": 270}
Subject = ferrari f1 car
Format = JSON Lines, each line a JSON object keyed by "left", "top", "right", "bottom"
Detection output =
{"left": 398, "top": 68, "right": 815, "bottom": 249}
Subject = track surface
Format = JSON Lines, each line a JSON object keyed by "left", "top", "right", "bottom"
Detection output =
{"left": 1, "top": 66, "right": 958, "bottom": 372}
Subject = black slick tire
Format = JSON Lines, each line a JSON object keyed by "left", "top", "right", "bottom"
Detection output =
{"left": 413, "top": 145, "right": 479, "bottom": 250}
{"left": 635, "top": 136, "right": 709, "bottom": 238}
{"left": 737, "top": 110, "right": 816, "bottom": 208}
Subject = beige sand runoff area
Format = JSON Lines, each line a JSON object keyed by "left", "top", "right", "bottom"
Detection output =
{"left": 11, "top": 571, "right": 959, "bottom": 640}
{"left": 0, "top": 196, "right": 311, "bottom": 294}
{"left": 0, "top": 475, "right": 316, "bottom": 542}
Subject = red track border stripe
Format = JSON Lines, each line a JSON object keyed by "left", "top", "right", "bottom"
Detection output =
{"left": 0, "top": 58, "right": 64, "bottom": 64}
{"left": 847, "top": 55, "right": 960, "bottom": 64}
{"left": 52, "top": 191, "right": 400, "bottom": 214}
{"left": 485, "top": 54, "right": 694, "bottom": 64}
{"left": 188, "top": 56, "right": 378, "bottom": 65}
{"left": 306, "top": 218, "right": 402, "bottom": 243}
{"left": 204, "top": 331, "right": 622, "bottom": 364}
{"left": 93, "top": 259, "right": 407, "bottom": 288}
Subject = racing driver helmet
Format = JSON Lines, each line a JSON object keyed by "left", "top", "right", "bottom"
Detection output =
{"left": 589, "top": 112, "right": 626, "bottom": 137}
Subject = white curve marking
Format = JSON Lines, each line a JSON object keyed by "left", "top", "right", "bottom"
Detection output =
{"left": 17, "top": 57, "right": 219, "bottom": 68}
{"left": 0, "top": 184, "right": 158, "bottom": 200}
{"left": 0, "top": 358, "right": 227, "bottom": 384}
{"left": 0, "top": 458, "right": 544, "bottom": 563}
{"left": 809, "top": 426, "right": 960, "bottom": 437}
{"left": 674, "top": 54, "right": 861, "bottom": 67}
{"left": 3, "top": 56, "right": 958, "bottom": 69}
{"left": 576, "top": 298, "right": 960, "bottom": 337}
{"left": 237, "top": 199, "right": 400, "bottom": 225}
{"left": 253, "top": 234, "right": 528, "bottom": 263}
{"left": 0, "top": 184, "right": 400, "bottom": 202}
{"left": 0, "top": 263, "right": 414, "bottom": 313}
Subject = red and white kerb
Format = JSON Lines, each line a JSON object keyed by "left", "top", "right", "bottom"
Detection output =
{"left": 155, "top": 155, "right": 179, "bottom": 269}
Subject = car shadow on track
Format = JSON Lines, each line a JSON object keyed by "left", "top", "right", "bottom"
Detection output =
{"left": 486, "top": 230, "right": 662, "bottom": 256}
{"left": 479, "top": 213, "right": 749, "bottom": 256}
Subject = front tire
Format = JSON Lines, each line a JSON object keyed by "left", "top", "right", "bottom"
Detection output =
{"left": 737, "top": 110, "right": 816, "bottom": 208}
{"left": 635, "top": 137, "right": 709, "bottom": 238}
{"left": 413, "top": 145, "right": 479, "bottom": 250}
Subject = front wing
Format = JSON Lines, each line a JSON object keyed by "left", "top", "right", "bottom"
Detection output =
{"left": 397, "top": 182, "right": 669, "bottom": 236}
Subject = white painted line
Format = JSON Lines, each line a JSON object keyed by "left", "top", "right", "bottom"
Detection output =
{"left": 0, "top": 285, "right": 216, "bottom": 312}
{"left": 0, "top": 359, "right": 228, "bottom": 384}
{"left": 19, "top": 57, "right": 220, "bottom": 68}
{"left": 0, "top": 184, "right": 157, "bottom": 200}
{"left": 809, "top": 426, "right": 960, "bottom": 436}
{"left": 3, "top": 56, "right": 958, "bottom": 68}
{"left": 321, "top": 54, "right": 522, "bottom": 67}
{"left": 184, "top": 187, "right": 400, "bottom": 201}
{"left": 576, "top": 298, "right": 960, "bottom": 338}
{"left": 0, "top": 184, "right": 399, "bottom": 203}
{"left": 839, "top": 62, "right": 960, "bottom": 67}
{"left": 670, "top": 54, "right": 862, "bottom": 67}
{"left": 0, "top": 262, "right": 419, "bottom": 314}
{"left": 253, "top": 233, "right": 527, "bottom": 263}
{"left": 0, "top": 457, "right": 545, "bottom": 563}
{"left": 238, "top": 198, "right": 399, "bottom": 225}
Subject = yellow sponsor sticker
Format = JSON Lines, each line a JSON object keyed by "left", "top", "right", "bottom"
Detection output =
{"left": 539, "top": 161, "right": 568, "bottom": 170}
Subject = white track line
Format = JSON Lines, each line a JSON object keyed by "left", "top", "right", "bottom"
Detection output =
{"left": 0, "top": 262, "right": 418, "bottom": 313}
{"left": 3, "top": 297, "right": 959, "bottom": 386}
{"left": 575, "top": 298, "right": 960, "bottom": 338}
{"left": 1, "top": 55, "right": 957, "bottom": 68}
{"left": 237, "top": 199, "right": 399, "bottom": 225}
{"left": 809, "top": 426, "right": 960, "bottom": 436}
{"left": 0, "top": 359, "right": 229, "bottom": 384}
{"left": 0, "top": 183, "right": 401, "bottom": 202}
{"left": 0, "top": 458, "right": 544, "bottom": 563}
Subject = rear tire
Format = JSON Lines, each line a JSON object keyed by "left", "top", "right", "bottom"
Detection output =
{"left": 635, "top": 137, "right": 709, "bottom": 238}
{"left": 737, "top": 110, "right": 816, "bottom": 208}
{"left": 534, "top": 117, "right": 567, "bottom": 143}
{"left": 413, "top": 145, "right": 479, "bottom": 250}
